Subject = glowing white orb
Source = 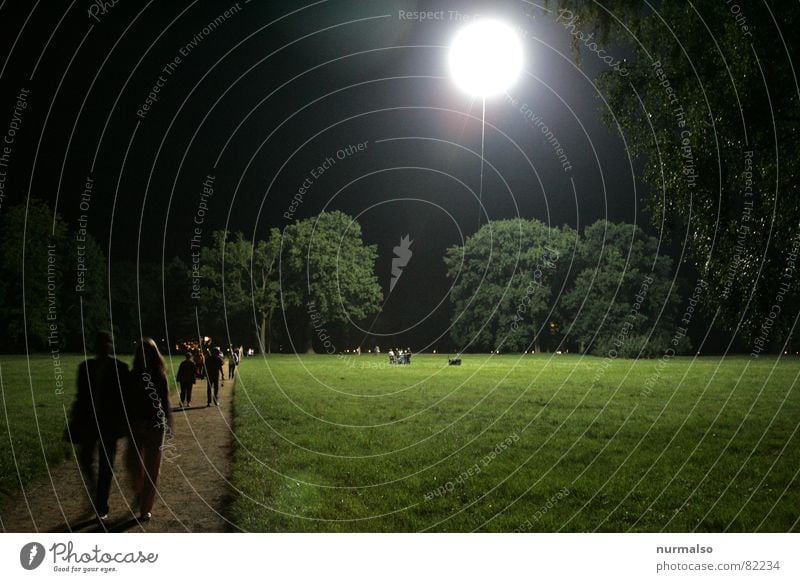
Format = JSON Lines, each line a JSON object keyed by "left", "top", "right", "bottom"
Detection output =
{"left": 448, "top": 19, "right": 524, "bottom": 97}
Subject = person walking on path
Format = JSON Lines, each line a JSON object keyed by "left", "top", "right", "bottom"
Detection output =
{"left": 227, "top": 347, "right": 239, "bottom": 379}
{"left": 176, "top": 352, "right": 195, "bottom": 408}
{"left": 192, "top": 348, "right": 205, "bottom": 380}
{"left": 66, "top": 330, "right": 129, "bottom": 521}
{"left": 125, "top": 338, "right": 173, "bottom": 522}
{"left": 205, "top": 347, "right": 224, "bottom": 407}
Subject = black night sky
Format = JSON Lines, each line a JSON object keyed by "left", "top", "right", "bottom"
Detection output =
{"left": 0, "top": 0, "right": 674, "bottom": 351}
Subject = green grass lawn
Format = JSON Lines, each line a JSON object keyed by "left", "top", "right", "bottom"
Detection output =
{"left": 231, "top": 353, "right": 800, "bottom": 532}
{"left": 0, "top": 354, "right": 82, "bottom": 511}
{"left": 2, "top": 353, "right": 798, "bottom": 532}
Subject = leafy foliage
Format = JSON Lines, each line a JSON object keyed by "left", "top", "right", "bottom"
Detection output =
{"left": 198, "top": 211, "right": 382, "bottom": 353}
{"left": 444, "top": 218, "right": 576, "bottom": 353}
{"left": 198, "top": 229, "right": 281, "bottom": 352}
{"left": 279, "top": 211, "right": 383, "bottom": 352}
{"left": 445, "top": 219, "right": 689, "bottom": 356}
{"left": 0, "top": 200, "right": 108, "bottom": 350}
{"left": 279, "top": 211, "right": 382, "bottom": 321}
{"left": 556, "top": 0, "right": 800, "bottom": 346}
{"left": 560, "top": 221, "right": 688, "bottom": 355}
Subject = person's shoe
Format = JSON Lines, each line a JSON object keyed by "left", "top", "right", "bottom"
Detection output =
{"left": 214, "top": 399, "right": 219, "bottom": 406}
{"left": 207, "top": 402, "right": 211, "bottom": 407}
{"left": 138, "top": 512, "right": 151, "bottom": 522}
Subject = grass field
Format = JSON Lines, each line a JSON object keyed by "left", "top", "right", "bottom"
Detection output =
{"left": 231, "top": 353, "right": 800, "bottom": 532}
{"left": 1, "top": 353, "right": 799, "bottom": 532}
{"left": 0, "top": 354, "right": 82, "bottom": 511}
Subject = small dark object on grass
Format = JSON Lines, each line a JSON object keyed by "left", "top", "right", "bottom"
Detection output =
{"left": 448, "top": 358, "right": 462, "bottom": 366}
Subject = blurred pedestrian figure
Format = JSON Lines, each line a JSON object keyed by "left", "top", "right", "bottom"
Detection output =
{"left": 205, "top": 347, "right": 224, "bottom": 406}
{"left": 192, "top": 348, "right": 205, "bottom": 380}
{"left": 176, "top": 352, "right": 195, "bottom": 408}
{"left": 66, "top": 330, "right": 129, "bottom": 521}
{"left": 126, "top": 338, "right": 173, "bottom": 522}
{"left": 228, "top": 348, "right": 239, "bottom": 379}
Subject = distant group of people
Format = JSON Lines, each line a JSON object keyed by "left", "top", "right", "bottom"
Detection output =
{"left": 388, "top": 347, "right": 412, "bottom": 365}
{"left": 175, "top": 348, "right": 239, "bottom": 408}
{"left": 66, "top": 332, "right": 241, "bottom": 524}
{"left": 177, "top": 344, "right": 241, "bottom": 407}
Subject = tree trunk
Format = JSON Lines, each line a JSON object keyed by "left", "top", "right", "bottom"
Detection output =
{"left": 304, "top": 317, "right": 315, "bottom": 354}
{"left": 259, "top": 311, "right": 269, "bottom": 355}
{"left": 267, "top": 314, "right": 272, "bottom": 354}
{"left": 266, "top": 309, "right": 272, "bottom": 354}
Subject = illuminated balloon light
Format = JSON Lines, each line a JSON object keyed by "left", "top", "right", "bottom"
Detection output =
{"left": 448, "top": 19, "right": 524, "bottom": 97}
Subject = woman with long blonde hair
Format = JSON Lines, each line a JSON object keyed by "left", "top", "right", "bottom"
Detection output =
{"left": 126, "top": 338, "right": 173, "bottom": 522}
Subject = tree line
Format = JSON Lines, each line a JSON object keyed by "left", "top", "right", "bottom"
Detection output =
{"left": 5, "top": 198, "right": 784, "bottom": 357}
{"left": 0, "top": 202, "right": 383, "bottom": 354}
{"left": 444, "top": 219, "right": 691, "bottom": 356}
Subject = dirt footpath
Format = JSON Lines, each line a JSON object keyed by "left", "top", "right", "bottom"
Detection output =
{"left": 0, "top": 374, "right": 238, "bottom": 533}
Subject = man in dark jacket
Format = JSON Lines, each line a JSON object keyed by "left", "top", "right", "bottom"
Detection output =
{"left": 176, "top": 352, "right": 195, "bottom": 408}
{"left": 205, "top": 347, "right": 224, "bottom": 406}
{"left": 68, "top": 330, "right": 129, "bottom": 520}
{"left": 227, "top": 347, "right": 239, "bottom": 379}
